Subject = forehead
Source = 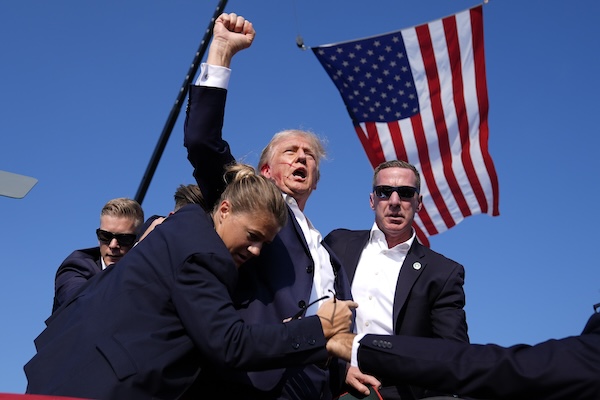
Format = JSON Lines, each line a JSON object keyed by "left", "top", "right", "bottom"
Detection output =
{"left": 234, "top": 212, "right": 280, "bottom": 241}
{"left": 273, "top": 134, "right": 316, "bottom": 152}
{"left": 376, "top": 167, "right": 417, "bottom": 186}
{"left": 99, "top": 215, "right": 137, "bottom": 233}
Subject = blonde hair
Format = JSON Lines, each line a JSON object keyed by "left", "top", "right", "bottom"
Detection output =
{"left": 216, "top": 163, "right": 288, "bottom": 229}
{"left": 100, "top": 198, "right": 144, "bottom": 229}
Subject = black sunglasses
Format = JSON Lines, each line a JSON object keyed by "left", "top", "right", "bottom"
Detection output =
{"left": 292, "top": 290, "right": 337, "bottom": 320}
{"left": 96, "top": 229, "right": 137, "bottom": 247}
{"left": 373, "top": 185, "right": 419, "bottom": 199}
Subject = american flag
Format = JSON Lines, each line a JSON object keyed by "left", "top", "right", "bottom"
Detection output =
{"left": 312, "top": 5, "right": 499, "bottom": 246}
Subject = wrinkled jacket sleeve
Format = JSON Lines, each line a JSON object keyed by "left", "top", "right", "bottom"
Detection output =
{"left": 184, "top": 85, "right": 235, "bottom": 209}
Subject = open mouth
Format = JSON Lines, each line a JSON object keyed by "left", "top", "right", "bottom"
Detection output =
{"left": 292, "top": 168, "right": 307, "bottom": 179}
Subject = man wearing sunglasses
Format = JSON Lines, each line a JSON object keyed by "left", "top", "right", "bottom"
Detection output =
{"left": 52, "top": 197, "right": 144, "bottom": 313}
{"left": 324, "top": 160, "right": 468, "bottom": 400}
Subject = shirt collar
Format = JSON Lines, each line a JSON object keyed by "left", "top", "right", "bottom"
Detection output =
{"left": 368, "top": 222, "right": 415, "bottom": 253}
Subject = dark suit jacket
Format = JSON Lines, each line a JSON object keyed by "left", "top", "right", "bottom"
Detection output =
{"left": 25, "top": 205, "right": 328, "bottom": 400}
{"left": 358, "top": 312, "right": 600, "bottom": 400}
{"left": 324, "top": 229, "right": 468, "bottom": 399}
{"left": 52, "top": 247, "right": 101, "bottom": 313}
{"left": 183, "top": 85, "right": 353, "bottom": 399}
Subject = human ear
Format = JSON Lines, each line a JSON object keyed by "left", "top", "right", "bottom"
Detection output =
{"left": 260, "top": 164, "right": 271, "bottom": 178}
{"left": 218, "top": 200, "right": 231, "bottom": 221}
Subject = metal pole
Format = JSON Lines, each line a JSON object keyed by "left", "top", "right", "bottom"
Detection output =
{"left": 135, "top": 0, "right": 229, "bottom": 204}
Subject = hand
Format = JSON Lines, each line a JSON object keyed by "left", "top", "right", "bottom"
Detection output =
{"left": 138, "top": 217, "right": 166, "bottom": 242}
{"left": 326, "top": 332, "right": 355, "bottom": 361}
{"left": 317, "top": 299, "right": 357, "bottom": 339}
{"left": 207, "top": 13, "right": 256, "bottom": 68}
{"left": 345, "top": 366, "right": 381, "bottom": 396}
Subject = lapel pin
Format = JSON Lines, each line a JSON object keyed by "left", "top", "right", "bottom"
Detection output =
{"left": 413, "top": 262, "right": 422, "bottom": 270}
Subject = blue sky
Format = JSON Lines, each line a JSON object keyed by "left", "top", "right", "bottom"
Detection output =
{"left": 2, "top": 0, "right": 600, "bottom": 393}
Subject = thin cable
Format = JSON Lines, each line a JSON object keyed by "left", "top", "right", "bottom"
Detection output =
{"left": 291, "top": 0, "right": 307, "bottom": 50}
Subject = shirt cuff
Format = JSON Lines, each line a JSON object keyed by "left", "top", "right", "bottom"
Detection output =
{"left": 195, "top": 63, "right": 231, "bottom": 89}
{"left": 351, "top": 333, "right": 366, "bottom": 367}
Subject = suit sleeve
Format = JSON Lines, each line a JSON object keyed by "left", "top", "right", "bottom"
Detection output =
{"left": 172, "top": 253, "right": 329, "bottom": 370}
{"left": 184, "top": 85, "right": 235, "bottom": 209}
{"left": 358, "top": 326, "right": 600, "bottom": 400}
{"left": 53, "top": 255, "right": 100, "bottom": 312}
{"left": 430, "top": 262, "right": 469, "bottom": 342}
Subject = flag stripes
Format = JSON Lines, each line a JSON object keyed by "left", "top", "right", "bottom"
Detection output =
{"left": 313, "top": 5, "right": 499, "bottom": 245}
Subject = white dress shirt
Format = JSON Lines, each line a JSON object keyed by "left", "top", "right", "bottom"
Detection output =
{"left": 352, "top": 222, "right": 415, "bottom": 335}
{"left": 285, "top": 194, "right": 336, "bottom": 316}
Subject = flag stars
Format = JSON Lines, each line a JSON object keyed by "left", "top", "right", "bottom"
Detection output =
{"left": 313, "top": 30, "right": 419, "bottom": 122}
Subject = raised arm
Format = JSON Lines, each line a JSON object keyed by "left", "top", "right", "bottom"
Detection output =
{"left": 183, "top": 13, "right": 256, "bottom": 209}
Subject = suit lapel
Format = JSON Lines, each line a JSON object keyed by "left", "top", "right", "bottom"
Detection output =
{"left": 343, "top": 232, "right": 370, "bottom": 283}
{"left": 392, "top": 241, "right": 426, "bottom": 331}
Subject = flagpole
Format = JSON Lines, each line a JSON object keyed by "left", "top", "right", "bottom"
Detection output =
{"left": 134, "top": 0, "right": 229, "bottom": 204}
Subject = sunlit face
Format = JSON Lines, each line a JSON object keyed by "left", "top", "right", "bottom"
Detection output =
{"left": 213, "top": 201, "right": 280, "bottom": 267}
{"left": 260, "top": 135, "right": 318, "bottom": 210}
{"left": 98, "top": 215, "right": 138, "bottom": 266}
{"left": 370, "top": 167, "right": 423, "bottom": 248}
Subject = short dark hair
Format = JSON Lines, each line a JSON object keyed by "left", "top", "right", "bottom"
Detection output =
{"left": 173, "top": 184, "right": 205, "bottom": 211}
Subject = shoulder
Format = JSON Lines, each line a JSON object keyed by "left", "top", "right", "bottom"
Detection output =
{"left": 412, "top": 242, "right": 464, "bottom": 273}
{"left": 55, "top": 247, "right": 101, "bottom": 278}
{"left": 59, "top": 247, "right": 100, "bottom": 266}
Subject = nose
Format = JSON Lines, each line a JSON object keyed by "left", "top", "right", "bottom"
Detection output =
{"left": 295, "top": 149, "right": 307, "bottom": 164}
{"left": 248, "top": 242, "right": 263, "bottom": 257}
{"left": 388, "top": 191, "right": 402, "bottom": 206}
{"left": 108, "top": 238, "right": 120, "bottom": 249}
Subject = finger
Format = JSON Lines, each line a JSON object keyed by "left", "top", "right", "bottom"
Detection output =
{"left": 232, "top": 15, "right": 246, "bottom": 32}
{"left": 221, "top": 13, "right": 238, "bottom": 30}
{"left": 347, "top": 378, "right": 371, "bottom": 396}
